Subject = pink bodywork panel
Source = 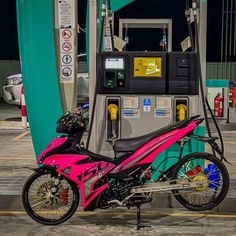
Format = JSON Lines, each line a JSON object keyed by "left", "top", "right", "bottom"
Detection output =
{"left": 112, "top": 121, "right": 198, "bottom": 173}
{"left": 43, "top": 154, "right": 115, "bottom": 209}
{"left": 37, "top": 137, "right": 68, "bottom": 164}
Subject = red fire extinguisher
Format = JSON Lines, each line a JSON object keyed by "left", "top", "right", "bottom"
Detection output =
{"left": 214, "top": 93, "right": 223, "bottom": 117}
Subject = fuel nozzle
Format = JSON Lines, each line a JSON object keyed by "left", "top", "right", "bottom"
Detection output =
{"left": 108, "top": 104, "right": 119, "bottom": 140}
{"left": 177, "top": 104, "right": 188, "bottom": 121}
{"left": 108, "top": 104, "right": 119, "bottom": 121}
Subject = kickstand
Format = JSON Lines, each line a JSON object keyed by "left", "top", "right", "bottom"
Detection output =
{"left": 136, "top": 204, "right": 151, "bottom": 230}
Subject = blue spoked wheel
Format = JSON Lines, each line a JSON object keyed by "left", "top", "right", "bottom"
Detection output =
{"left": 171, "top": 153, "right": 229, "bottom": 211}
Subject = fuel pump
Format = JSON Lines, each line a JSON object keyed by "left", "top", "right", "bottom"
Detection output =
{"left": 88, "top": 0, "right": 225, "bottom": 162}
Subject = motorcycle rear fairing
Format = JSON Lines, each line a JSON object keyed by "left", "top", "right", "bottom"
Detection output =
{"left": 111, "top": 120, "right": 200, "bottom": 173}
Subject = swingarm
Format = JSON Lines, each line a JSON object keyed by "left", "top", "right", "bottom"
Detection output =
{"left": 131, "top": 178, "right": 207, "bottom": 194}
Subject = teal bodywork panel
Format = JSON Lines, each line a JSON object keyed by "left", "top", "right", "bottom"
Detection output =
{"left": 16, "top": 0, "right": 63, "bottom": 157}
{"left": 152, "top": 126, "right": 205, "bottom": 181}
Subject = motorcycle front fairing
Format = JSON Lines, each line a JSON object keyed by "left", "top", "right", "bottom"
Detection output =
{"left": 37, "top": 137, "right": 115, "bottom": 209}
{"left": 42, "top": 154, "right": 115, "bottom": 209}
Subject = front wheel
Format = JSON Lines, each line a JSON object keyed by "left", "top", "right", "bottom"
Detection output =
{"left": 22, "top": 171, "right": 80, "bottom": 225}
{"left": 171, "top": 153, "right": 230, "bottom": 211}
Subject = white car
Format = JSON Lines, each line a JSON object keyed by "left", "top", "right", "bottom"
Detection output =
{"left": 3, "top": 74, "right": 23, "bottom": 106}
{"left": 2, "top": 54, "right": 89, "bottom": 106}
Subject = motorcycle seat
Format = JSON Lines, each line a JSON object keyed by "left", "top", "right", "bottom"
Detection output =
{"left": 113, "top": 115, "right": 201, "bottom": 153}
{"left": 78, "top": 148, "right": 133, "bottom": 165}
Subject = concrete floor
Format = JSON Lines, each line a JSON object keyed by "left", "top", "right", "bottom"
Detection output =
{"left": 1, "top": 99, "right": 236, "bottom": 235}
{"left": 0, "top": 209, "right": 236, "bottom": 235}
{"left": 0, "top": 98, "right": 21, "bottom": 121}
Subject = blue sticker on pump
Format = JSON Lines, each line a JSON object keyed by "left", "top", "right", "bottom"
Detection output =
{"left": 143, "top": 99, "right": 151, "bottom": 112}
{"left": 144, "top": 99, "right": 151, "bottom": 106}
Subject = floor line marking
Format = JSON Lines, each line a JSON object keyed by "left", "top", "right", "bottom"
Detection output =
{"left": 1, "top": 210, "right": 236, "bottom": 218}
{"left": 12, "top": 131, "right": 30, "bottom": 141}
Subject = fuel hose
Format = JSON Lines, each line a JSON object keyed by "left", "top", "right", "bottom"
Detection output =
{"left": 191, "top": 0, "right": 224, "bottom": 156}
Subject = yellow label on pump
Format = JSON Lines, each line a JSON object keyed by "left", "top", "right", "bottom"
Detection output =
{"left": 134, "top": 57, "right": 162, "bottom": 77}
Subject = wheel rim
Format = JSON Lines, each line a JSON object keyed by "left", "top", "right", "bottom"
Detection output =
{"left": 27, "top": 174, "right": 76, "bottom": 221}
{"left": 175, "top": 157, "right": 225, "bottom": 206}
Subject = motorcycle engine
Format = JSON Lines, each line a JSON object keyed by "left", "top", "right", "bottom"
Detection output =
{"left": 98, "top": 180, "right": 134, "bottom": 209}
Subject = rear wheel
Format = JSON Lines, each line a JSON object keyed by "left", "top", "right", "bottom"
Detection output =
{"left": 22, "top": 171, "right": 79, "bottom": 225}
{"left": 171, "top": 153, "right": 229, "bottom": 211}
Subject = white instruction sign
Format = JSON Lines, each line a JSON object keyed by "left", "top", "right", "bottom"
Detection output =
{"left": 181, "top": 36, "right": 191, "bottom": 52}
{"left": 56, "top": 0, "right": 76, "bottom": 29}
{"left": 124, "top": 96, "right": 139, "bottom": 109}
{"left": 123, "top": 109, "right": 140, "bottom": 119}
{"left": 114, "top": 35, "right": 126, "bottom": 51}
{"left": 154, "top": 109, "right": 172, "bottom": 119}
{"left": 156, "top": 97, "right": 172, "bottom": 109}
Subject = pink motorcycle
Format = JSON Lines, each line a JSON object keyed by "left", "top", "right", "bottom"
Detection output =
{"left": 22, "top": 111, "right": 229, "bottom": 229}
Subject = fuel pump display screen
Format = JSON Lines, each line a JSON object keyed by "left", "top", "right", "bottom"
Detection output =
{"left": 105, "top": 58, "right": 124, "bottom": 70}
{"left": 134, "top": 57, "right": 162, "bottom": 77}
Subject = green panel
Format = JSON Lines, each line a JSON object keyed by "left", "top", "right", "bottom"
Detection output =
{"left": 110, "top": 0, "right": 135, "bottom": 11}
{"left": 151, "top": 126, "right": 205, "bottom": 181}
{"left": 17, "top": 0, "right": 63, "bottom": 157}
{"left": 206, "top": 79, "right": 229, "bottom": 88}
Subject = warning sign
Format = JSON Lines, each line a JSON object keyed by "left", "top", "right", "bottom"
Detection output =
{"left": 60, "top": 28, "right": 75, "bottom": 83}
{"left": 55, "top": 0, "right": 76, "bottom": 84}
{"left": 62, "top": 55, "right": 72, "bottom": 64}
{"left": 62, "top": 67, "right": 72, "bottom": 77}
{"left": 62, "top": 29, "right": 72, "bottom": 39}
{"left": 62, "top": 42, "right": 72, "bottom": 52}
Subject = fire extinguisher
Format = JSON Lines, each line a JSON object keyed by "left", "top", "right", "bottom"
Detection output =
{"left": 214, "top": 93, "right": 223, "bottom": 117}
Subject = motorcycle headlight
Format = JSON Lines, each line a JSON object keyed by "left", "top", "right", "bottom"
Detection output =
{"left": 5, "top": 77, "right": 22, "bottom": 86}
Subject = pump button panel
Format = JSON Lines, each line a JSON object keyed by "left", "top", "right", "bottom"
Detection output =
{"left": 176, "top": 58, "right": 191, "bottom": 77}
{"left": 104, "top": 71, "right": 126, "bottom": 89}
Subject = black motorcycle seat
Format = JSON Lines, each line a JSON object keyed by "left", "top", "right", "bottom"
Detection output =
{"left": 113, "top": 115, "right": 201, "bottom": 153}
{"left": 78, "top": 148, "right": 133, "bottom": 165}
